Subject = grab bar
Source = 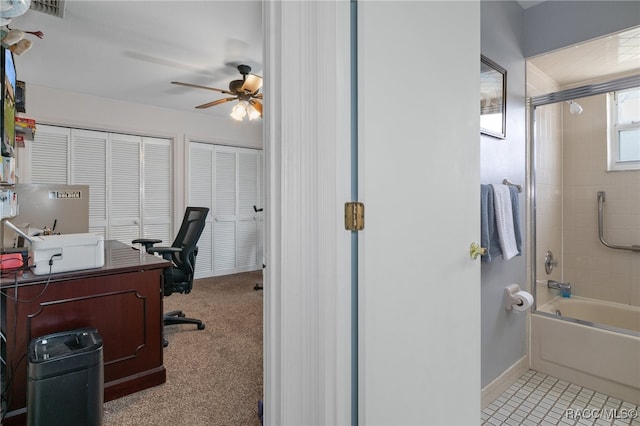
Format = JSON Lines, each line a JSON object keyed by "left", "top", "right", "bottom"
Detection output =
{"left": 597, "top": 191, "right": 640, "bottom": 252}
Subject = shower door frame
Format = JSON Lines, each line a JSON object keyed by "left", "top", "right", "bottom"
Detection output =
{"left": 528, "top": 74, "right": 640, "bottom": 313}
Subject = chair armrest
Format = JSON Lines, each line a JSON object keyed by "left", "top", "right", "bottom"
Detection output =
{"left": 132, "top": 238, "right": 163, "bottom": 252}
{"left": 148, "top": 246, "right": 182, "bottom": 261}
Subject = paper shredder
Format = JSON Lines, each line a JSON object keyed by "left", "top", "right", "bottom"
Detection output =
{"left": 27, "top": 328, "right": 104, "bottom": 426}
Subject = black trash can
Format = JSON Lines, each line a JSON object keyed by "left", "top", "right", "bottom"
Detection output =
{"left": 27, "top": 328, "right": 104, "bottom": 426}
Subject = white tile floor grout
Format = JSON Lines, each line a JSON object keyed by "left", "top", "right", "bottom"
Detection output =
{"left": 482, "top": 370, "right": 639, "bottom": 426}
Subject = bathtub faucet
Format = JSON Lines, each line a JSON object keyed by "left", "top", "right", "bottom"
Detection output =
{"left": 548, "top": 280, "right": 571, "bottom": 297}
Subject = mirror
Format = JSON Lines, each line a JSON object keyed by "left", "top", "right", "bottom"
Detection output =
{"left": 480, "top": 55, "right": 507, "bottom": 139}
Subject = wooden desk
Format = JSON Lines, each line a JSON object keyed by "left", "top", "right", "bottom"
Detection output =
{"left": 1, "top": 240, "right": 171, "bottom": 425}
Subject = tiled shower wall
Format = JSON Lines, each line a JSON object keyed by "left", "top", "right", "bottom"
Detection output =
{"left": 562, "top": 93, "right": 640, "bottom": 306}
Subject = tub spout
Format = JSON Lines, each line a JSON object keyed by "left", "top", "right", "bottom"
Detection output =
{"left": 548, "top": 280, "right": 571, "bottom": 297}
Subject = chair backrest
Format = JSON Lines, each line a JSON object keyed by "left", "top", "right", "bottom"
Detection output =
{"left": 173, "top": 206, "right": 209, "bottom": 248}
{"left": 171, "top": 206, "right": 209, "bottom": 278}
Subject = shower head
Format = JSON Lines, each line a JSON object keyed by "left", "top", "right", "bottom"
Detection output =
{"left": 567, "top": 100, "right": 583, "bottom": 115}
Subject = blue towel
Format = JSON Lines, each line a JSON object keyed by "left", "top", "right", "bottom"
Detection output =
{"left": 480, "top": 184, "right": 502, "bottom": 262}
{"left": 509, "top": 185, "right": 523, "bottom": 256}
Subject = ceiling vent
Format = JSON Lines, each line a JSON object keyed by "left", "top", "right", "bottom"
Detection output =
{"left": 30, "top": 0, "right": 65, "bottom": 18}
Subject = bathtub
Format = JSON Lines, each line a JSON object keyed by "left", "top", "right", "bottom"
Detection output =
{"left": 531, "top": 296, "right": 640, "bottom": 404}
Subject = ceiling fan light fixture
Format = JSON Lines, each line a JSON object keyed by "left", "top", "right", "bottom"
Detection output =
{"left": 172, "top": 64, "right": 263, "bottom": 119}
{"left": 247, "top": 104, "right": 261, "bottom": 120}
{"left": 230, "top": 101, "right": 247, "bottom": 121}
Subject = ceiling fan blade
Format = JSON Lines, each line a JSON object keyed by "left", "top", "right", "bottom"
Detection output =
{"left": 195, "top": 97, "right": 237, "bottom": 109}
{"left": 171, "top": 81, "right": 234, "bottom": 95}
{"left": 240, "top": 74, "right": 263, "bottom": 94}
{"left": 249, "top": 99, "right": 263, "bottom": 117}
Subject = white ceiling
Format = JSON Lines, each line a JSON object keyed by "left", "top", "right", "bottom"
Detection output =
{"left": 528, "top": 26, "right": 640, "bottom": 87}
{"left": 9, "top": 1, "right": 263, "bottom": 118}
{"left": 7, "top": 1, "right": 638, "bottom": 117}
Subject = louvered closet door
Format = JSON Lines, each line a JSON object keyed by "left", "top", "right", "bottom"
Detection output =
{"left": 70, "top": 129, "right": 108, "bottom": 236}
{"left": 214, "top": 149, "right": 237, "bottom": 275}
{"left": 31, "top": 126, "right": 172, "bottom": 244}
{"left": 141, "top": 137, "right": 172, "bottom": 244}
{"left": 189, "top": 143, "right": 214, "bottom": 277}
{"left": 109, "top": 134, "right": 141, "bottom": 243}
{"left": 189, "top": 143, "right": 262, "bottom": 278}
{"left": 214, "top": 147, "right": 262, "bottom": 275}
{"left": 237, "top": 151, "right": 260, "bottom": 269}
{"left": 31, "top": 125, "right": 70, "bottom": 184}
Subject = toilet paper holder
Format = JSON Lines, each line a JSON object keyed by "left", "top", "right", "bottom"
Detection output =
{"left": 505, "top": 284, "right": 528, "bottom": 311}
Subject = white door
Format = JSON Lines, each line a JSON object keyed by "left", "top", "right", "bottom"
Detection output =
{"left": 358, "top": 2, "right": 481, "bottom": 425}
{"left": 108, "top": 133, "right": 141, "bottom": 242}
{"left": 188, "top": 142, "right": 263, "bottom": 278}
{"left": 189, "top": 142, "right": 214, "bottom": 276}
{"left": 213, "top": 148, "right": 237, "bottom": 274}
{"left": 214, "top": 147, "right": 262, "bottom": 276}
{"left": 141, "top": 137, "right": 172, "bottom": 244}
{"left": 70, "top": 128, "right": 108, "bottom": 236}
{"left": 30, "top": 125, "right": 70, "bottom": 184}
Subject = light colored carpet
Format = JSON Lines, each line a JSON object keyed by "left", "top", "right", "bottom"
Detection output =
{"left": 103, "top": 270, "right": 263, "bottom": 426}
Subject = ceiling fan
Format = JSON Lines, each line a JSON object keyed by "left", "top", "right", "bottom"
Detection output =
{"left": 171, "top": 64, "right": 263, "bottom": 119}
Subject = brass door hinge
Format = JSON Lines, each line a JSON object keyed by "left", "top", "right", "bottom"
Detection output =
{"left": 345, "top": 202, "right": 364, "bottom": 231}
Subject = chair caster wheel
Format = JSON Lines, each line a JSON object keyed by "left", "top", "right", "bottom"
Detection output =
{"left": 178, "top": 312, "right": 186, "bottom": 317}
{"left": 198, "top": 323, "right": 205, "bottom": 330}
{"left": 163, "top": 338, "right": 169, "bottom": 347}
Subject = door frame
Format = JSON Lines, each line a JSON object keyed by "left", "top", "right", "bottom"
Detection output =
{"left": 263, "top": 1, "right": 353, "bottom": 424}
{"left": 263, "top": 2, "right": 481, "bottom": 425}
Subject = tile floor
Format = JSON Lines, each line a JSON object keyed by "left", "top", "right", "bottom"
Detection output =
{"left": 482, "top": 370, "right": 639, "bottom": 426}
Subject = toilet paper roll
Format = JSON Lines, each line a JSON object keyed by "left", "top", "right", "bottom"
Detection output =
{"left": 512, "top": 290, "right": 534, "bottom": 312}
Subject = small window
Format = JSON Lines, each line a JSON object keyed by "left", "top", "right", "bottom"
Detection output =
{"left": 608, "top": 87, "right": 640, "bottom": 171}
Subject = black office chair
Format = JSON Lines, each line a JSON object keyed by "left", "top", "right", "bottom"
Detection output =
{"left": 133, "top": 206, "right": 209, "bottom": 346}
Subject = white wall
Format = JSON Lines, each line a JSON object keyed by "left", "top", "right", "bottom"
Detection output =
{"left": 22, "top": 84, "right": 262, "bottom": 146}
{"left": 480, "top": 0, "right": 528, "bottom": 389}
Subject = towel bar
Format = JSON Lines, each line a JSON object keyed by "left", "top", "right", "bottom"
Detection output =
{"left": 502, "top": 179, "right": 522, "bottom": 193}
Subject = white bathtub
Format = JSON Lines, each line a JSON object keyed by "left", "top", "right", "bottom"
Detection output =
{"left": 531, "top": 296, "right": 640, "bottom": 404}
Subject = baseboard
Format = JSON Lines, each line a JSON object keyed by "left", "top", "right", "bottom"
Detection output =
{"left": 481, "top": 356, "right": 529, "bottom": 409}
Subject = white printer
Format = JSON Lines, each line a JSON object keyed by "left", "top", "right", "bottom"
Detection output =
{"left": 29, "top": 233, "right": 105, "bottom": 275}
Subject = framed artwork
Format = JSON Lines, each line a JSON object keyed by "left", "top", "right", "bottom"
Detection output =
{"left": 480, "top": 55, "right": 506, "bottom": 139}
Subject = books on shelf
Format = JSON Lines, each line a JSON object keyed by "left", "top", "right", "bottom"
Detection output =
{"left": 0, "top": 189, "right": 18, "bottom": 219}
{"left": 15, "top": 116, "right": 35, "bottom": 127}
{"left": 15, "top": 116, "right": 36, "bottom": 140}
{"left": 1, "top": 156, "right": 15, "bottom": 184}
